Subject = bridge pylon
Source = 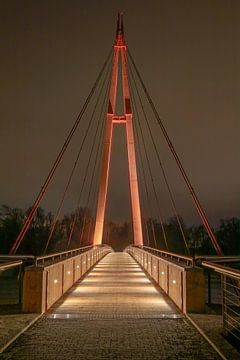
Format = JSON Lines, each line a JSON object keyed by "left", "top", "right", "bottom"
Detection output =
{"left": 93, "top": 13, "right": 143, "bottom": 246}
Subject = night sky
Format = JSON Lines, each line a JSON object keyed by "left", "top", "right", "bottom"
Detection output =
{"left": 0, "top": 0, "right": 239, "bottom": 227}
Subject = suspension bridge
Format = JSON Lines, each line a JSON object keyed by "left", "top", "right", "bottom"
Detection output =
{"left": 0, "top": 14, "right": 239, "bottom": 360}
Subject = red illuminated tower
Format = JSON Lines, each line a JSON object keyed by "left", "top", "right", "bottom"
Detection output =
{"left": 93, "top": 14, "right": 143, "bottom": 246}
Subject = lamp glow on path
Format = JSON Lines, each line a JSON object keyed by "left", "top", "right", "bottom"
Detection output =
{"left": 50, "top": 253, "right": 178, "bottom": 318}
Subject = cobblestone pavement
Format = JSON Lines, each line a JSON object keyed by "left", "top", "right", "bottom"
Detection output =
{"left": 189, "top": 314, "right": 240, "bottom": 360}
{"left": 0, "top": 253, "right": 222, "bottom": 359}
{"left": 0, "top": 313, "right": 38, "bottom": 350}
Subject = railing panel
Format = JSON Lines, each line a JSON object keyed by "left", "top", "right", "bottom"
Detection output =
{"left": 81, "top": 253, "right": 87, "bottom": 275}
{"left": 74, "top": 257, "right": 82, "bottom": 282}
{"left": 168, "top": 265, "right": 183, "bottom": 310}
{"left": 46, "top": 263, "right": 63, "bottom": 310}
{"left": 62, "top": 259, "right": 74, "bottom": 294}
{"left": 22, "top": 245, "right": 112, "bottom": 313}
{"left": 0, "top": 261, "right": 23, "bottom": 306}
{"left": 158, "top": 259, "right": 169, "bottom": 294}
{"left": 202, "top": 261, "right": 240, "bottom": 344}
{"left": 147, "top": 253, "right": 152, "bottom": 275}
{"left": 126, "top": 245, "right": 204, "bottom": 314}
{"left": 151, "top": 256, "right": 158, "bottom": 283}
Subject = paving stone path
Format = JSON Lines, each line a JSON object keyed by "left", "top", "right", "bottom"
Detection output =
{"left": 0, "top": 253, "right": 221, "bottom": 359}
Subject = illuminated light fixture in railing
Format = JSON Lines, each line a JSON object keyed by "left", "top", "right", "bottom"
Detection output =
{"left": 172, "top": 280, "right": 176, "bottom": 284}
{"left": 88, "top": 258, "right": 90, "bottom": 261}
{"left": 148, "top": 261, "right": 151, "bottom": 264}
{"left": 67, "top": 271, "right": 71, "bottom": 275}
{"left": 54, "top": 279, "right": 58, "bottom": 284}
{"left": 76, "top": 265, "right": 80, "bottom": 269}
{"left": 83, "top": 261, "right": 86, "bottom": 264}
{"left": 153, "top": 266, "right": 156, "bottom": 269}
{"left": 161, "top": 271, "right": 164, "bottom": 275}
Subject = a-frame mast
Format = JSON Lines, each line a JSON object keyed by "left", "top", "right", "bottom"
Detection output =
{"left": 93, "top": 14, "right": 143, "bottom": 246}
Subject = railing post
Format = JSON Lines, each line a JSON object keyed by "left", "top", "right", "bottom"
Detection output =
{"left": 18, "top": 264, "right": 23, "bottom": 305}
{"left": 207, "top": 270, "right": 212, "bottom": 305}
{"left": 222, "top": 274, "right": 227, "bottom": 336}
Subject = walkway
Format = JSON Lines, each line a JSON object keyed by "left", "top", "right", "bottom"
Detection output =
{"left": 0, "top": 253, "right": 221, "bottom": 359}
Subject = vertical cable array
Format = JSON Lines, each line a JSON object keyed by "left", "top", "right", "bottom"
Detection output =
{"left": 127, "top": 48, "right": 222, "bottom": 255}
{"left": 128, "top": 60, "right": 189, "bottom": 253}
{"left": 10, "top": 49, "right": 112, "bottom": 255}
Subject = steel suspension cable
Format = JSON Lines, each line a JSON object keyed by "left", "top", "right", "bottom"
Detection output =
{"left": 130, "top": 86, "right": 165, "bottom": 250}
{"left": 128, "top": 75, "right": 157, "bottom": 248}
{"left": 77, "top": 106, "right": 106, "bottom": 248}
{"left": 134, "top": 144, "right": 152, "bottom": 247}
{"left": 130, "top": 81, "right": 169, "bottom": 250}
{"left": 44, "top": 57, "right": 112, "bottom": 254}
{"left": 128, "top": 61, "right": 189, "bottom": 253}
{"left": 127, "top": 49, "right": 223, "bottom": 256}
{"left": 67, "top": 73, "right": 111, "bottom": 248}
{"left": 85, "top": 75, "right": 112, "bottom": 246}
{"left": 10, "top": 49, "right": 112, "bottom": 255}
{"left": 86, "top": 113, "right": 108, "bottom": 246}
{"left": 77, "top": 96, "right": 107, "bottom": 248}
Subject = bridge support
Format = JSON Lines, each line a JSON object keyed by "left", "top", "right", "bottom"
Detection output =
{"left": 93, "top": 14, "right": 143, "bottom": 246}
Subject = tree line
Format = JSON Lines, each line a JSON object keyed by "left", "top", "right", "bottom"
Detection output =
{"left": 0, "top": 204, "right": 239, "bottom": 256}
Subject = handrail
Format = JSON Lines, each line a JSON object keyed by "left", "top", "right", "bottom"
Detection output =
{"left": 36, "top": 245, "right": 93, "bottom": 262}
{"left": 35, "top": 245, "right": 95, "bottom": 266}
{"left": 0, "top": 260, "right": 23, "bottom": 271}
{"left": 142, "top": 245, "right": 193, "bottom": 262}
{"left": 202, "top": 261, "right": 240, "bottom": 280}
{"left": 127, "top": 245, "right": 194, "bottom": 266}
{"left": 35, "top": 244, "right": 112, "bottom": 266}
{"left": 196, "top": 256, "right": 240, "bottom": 264}
{"left": 0, "top": 255, "right": 35, "bottom": 260}
{"left": 0, "top": 245, "right": 112, "bottom": 268}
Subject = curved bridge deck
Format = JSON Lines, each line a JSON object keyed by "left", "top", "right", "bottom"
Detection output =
{"left": 1, "top": 253, "right": 221, "bottom": 359}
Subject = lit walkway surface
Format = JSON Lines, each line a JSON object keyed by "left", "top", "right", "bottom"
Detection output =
{"left": 1, "top": 253, "right": 221, "bottom": 360}
{"left": 49, "top": 252, "right": 178, "bottom": 318}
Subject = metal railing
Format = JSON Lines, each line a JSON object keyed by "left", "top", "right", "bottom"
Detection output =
{"left": 202, "top": 261, "right": 240, "bottom": 344}
{"left": 0, "top": 245, "right": 113, "bottom": 311}
{"left": 196, "top": 255, "right": 240, "bottom": 265}
{"left": 0, "top": 260, "right": 24, "bottom": 306}
{"left": 35, "top": 245, "right": 95, "bottom": 266}
{"left": 130, "top": 245, "right": 194, "bottom": 267}
{"left": 35, "top": 244, "right": 113, "bottom": 266}
{"left": 0, "top": 260, "right": 23, "bottom": 271}
{"left": 0, "top": 245, "right": 110, "bottom": 267}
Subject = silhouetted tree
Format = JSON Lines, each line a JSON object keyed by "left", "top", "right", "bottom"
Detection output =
{"left": 216, "top": 217, "right": 240, "bottom": 255}
{"left": 1, "top": 203, "right": 239, "bottom": 256}
{"left": 0, "top": 205, "right": 24, "bottom": 253}
{"left": 188, "top": 224, "right": 215, "bottom": 256}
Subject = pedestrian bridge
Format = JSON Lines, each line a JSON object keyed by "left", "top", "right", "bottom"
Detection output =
{"left": 20, "top": 245, "right": 203, "bottom": 315}
{"left": 1, "top": 245, "right": 240, "bottom": 359}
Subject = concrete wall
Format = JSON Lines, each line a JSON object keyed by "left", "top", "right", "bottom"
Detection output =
{"left": 127, "top": 247, "right": 205, "bottom": 314}
{"left": 23, "top": 246, "right": 111, "bottom": 314}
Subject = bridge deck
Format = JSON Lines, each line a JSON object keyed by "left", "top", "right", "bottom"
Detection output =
{"left": 49, "top": 252, "right": 178, "bottom": 319}
{"left": 1, "top": 253, "right": 221, "bottom": 359}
